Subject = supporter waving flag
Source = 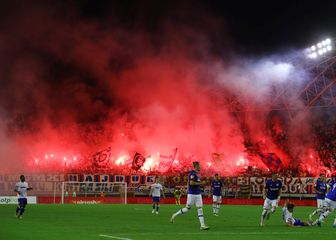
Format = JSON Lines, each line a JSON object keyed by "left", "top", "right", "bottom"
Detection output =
{"left": 259, "top": 152, "right": 283, "bottom": 172}
{"left": 132, "top": 152, "right": 146, "bottom": 171}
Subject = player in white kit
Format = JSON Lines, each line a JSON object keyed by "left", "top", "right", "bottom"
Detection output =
{"left": 149, "top": 177, "right": 165, "bottom": 214}
{"left": 14, "top": 175, "right": 33, "bottom": 219}
{"left": 282, "top": 202, "right": 312, "bottom": 226}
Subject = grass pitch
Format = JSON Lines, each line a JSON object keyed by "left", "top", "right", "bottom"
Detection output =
{"left": 0, "top": 204, "right": 335, "bottom": 240}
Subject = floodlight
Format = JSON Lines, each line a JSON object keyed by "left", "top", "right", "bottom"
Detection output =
{"left": 306, "top": 37, "right": 333, "bottom": 59}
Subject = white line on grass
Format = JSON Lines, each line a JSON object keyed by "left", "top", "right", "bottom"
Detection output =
{"left": 105, "top": 231, "right": 328, "bottom": 236}
{"left": 99, "top": 234, "right": 133, "bottom": 240}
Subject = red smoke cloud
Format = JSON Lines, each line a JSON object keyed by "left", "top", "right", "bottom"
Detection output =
{"left": 0, "top": 2, "right": 325, "bottom": 176}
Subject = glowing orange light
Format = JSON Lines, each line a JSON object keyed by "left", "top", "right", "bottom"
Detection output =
{"left": 142, "top": 157, "right": 154, "bottom": 172}
{"left": 116, "top": 156, "right": 126, "bottom": 166}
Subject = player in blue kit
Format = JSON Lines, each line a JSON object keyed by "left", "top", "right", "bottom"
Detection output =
{"left": 170, "top": 161, "right": 210, "bottom": 230}
{"left": 260, "top": 172, "right": 282, "bottom": 226}
{"left": 209, "top": 173, "right": 223, "bottom": 216}
{"left": 314, "top": 181, "right": 336, "bottom": 227}
{"left": 309, "top": 173, "right": 327, "bottom": 221}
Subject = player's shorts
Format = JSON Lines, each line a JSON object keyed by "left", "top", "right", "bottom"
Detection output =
{"left": 186, "top": 194, "right": 203, "bottom": 208}
{"left": 263, "top": 197, "right": 278, "bottom": 209}
{"left": 152, "top": 197, "right": 160, "bottom": 202}
{"left": 212, "top": 195, "right": 222, "bottom": 203}
{"left": 317, "top": 199, "right": 325, "bottom": 209}
{"left": 323, "top": 198, "right": 336, "bottom": 210}
{"left": 18, "top": 198, "right": 27, "bottom": 207}
{"left": 293, "top": 219, "right": 305, "bottom": 226}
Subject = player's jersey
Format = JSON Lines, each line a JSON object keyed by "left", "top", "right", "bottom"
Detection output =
{"left": 174, "top": 189, "right": 181, "bottom": 197}
{"left": 151, "top": 183, "right": 163, "bottom": 197}
{"left": 211, "top": 180, "right": 223, "bottom": 196}
{"left": 188, "top": 170, "right": 201, "bottom": 195}
{"left": 315, "top": 179, "right": 327, "bottom": 200}
{"left": 326, "top": 182, "right": 336, "bottom": 201}
{"left": 265, "top": 179, "right": 282, "bottom": 200}
{"left": 15, "top": 181, "right": 29, "bottom": 199}
{"left": 282, "top": 207, "right": 295, "bottom": 224}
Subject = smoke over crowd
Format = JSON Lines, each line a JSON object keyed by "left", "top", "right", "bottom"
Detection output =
{"left": 0, "top": 1, "right": 328, "bottom": 175}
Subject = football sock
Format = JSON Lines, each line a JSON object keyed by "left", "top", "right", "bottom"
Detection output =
{"left": 311, "top": 208, "right": 321, "bottom": 216}
{"left": 197, "top": 208, "right": 205, "bottom": 226}
{"left": 216, "top": 204, "right": 220, "bottom": 214}
{"left": 156, "top": 205, "right": 160, "bottom": 212}
{"left": 176, "top": 207, "right": 189, "bottom": 216}
{"left": 261, "top": 209, "right": 268, "bottom": 221}
{"left": 152, "top": 204, "right": 155, "bottom": 210}
{"left": 19, "top": 207, "right": 25, "bottom": 216}
{"left": 319, "top": 210, "right": 330, "bottom": 221}
{"left": 16, "top": 207, "right": 20, "bottom": 215}
{"left": 212, "top": 203, "right": 216, "bottom": 213}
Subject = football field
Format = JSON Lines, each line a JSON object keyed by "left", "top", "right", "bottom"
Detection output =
{"left": 0, "top": 204, "right": 335, "bottom": 240}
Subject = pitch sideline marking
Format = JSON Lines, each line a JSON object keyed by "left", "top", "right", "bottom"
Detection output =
{"left": 99, "top": 234, "right": 133, "bottom": 240}
{"left": 105, "top": 231, "right": 329, "bottom": 236}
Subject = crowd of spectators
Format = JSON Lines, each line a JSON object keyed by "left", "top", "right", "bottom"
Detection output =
{"left": 28, "top": 115, "right": 336, "bottom": 177}
{"left": 313, "top": 121, "right": 336, "bottom": 170}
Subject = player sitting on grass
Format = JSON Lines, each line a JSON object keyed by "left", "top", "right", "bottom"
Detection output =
{"left": 149, "top": 177, "right": 165, "bottom": 214}
{"left": 282, "top": 202, "right": 312, "bottom": 227}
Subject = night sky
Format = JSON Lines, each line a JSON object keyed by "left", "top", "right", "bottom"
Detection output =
{"left": 205, "top": 0, "right": 336, "bottom": 54}
{"left": 77, "top": 0, "right": 336, "bottom": 55}
{"left": 2, "top": 0, "right": 336, "bottom": 55}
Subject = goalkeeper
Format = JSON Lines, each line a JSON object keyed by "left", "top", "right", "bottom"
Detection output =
{"left": 174, "top": 187, "right": 182, "bottom": 205}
